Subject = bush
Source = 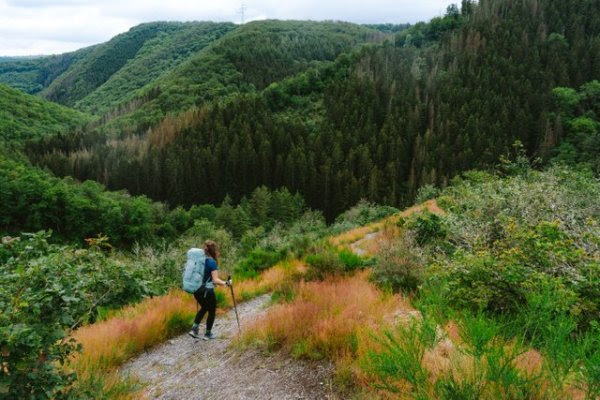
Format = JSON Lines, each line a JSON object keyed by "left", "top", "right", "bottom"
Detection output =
{"left": 361, "top": 318, "right": 437, "bottom": 397}
{"left": 304, "top": 247, "right": 344, "bottom": 280}
{"left": 0, "top": 233, "right": 85, "bottom": 399}
{"left": 371, "top": 231, "right": 425, "bottom": 293}
{"left": 235, "top": 248, "right": 285, "bottom": 278}
{"left": 406, "top": 211, "right": 446, "bottom": 246}
{"left": 337, "top": 249, "right": 365, "bottom": 271}
{"left": 331, "top": 200, "right": 399, "bottom": 234}
{"left": 415, "top": 184, "right": 439, "bottom": 204}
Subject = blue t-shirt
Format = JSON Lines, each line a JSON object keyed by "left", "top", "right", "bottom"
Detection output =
{"left": 203, "top": 257, "right": 218, "bottom": 289}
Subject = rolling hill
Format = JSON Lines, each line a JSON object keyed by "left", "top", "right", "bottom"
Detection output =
{"left": 25, "top": 0, "right": 600, "bottom": 219}
{"left": 86, "top": 20, "right": 384, "bottom": 133}
{"left": 0, "top": 83, "right": 91, "bottom": 141}
{"left": 0, "top": 47, "right": 96, "bottom": 94}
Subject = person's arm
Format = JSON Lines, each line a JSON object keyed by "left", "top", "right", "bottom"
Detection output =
{"left": 211, "top": 270, "right": 227, "bottom": 286}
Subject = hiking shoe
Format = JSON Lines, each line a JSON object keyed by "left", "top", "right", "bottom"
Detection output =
{"left": 202, "top": 332, "right": 216, "bottom": 340}
{"left": 188, "top": 328, "right": 200, "bottom": 339}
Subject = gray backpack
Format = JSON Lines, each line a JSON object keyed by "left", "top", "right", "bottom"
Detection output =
{"left": 182, "top": 248, "right": 206, "bottom": 293}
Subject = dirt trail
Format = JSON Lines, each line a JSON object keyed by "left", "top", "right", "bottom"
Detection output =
{"left": 121, "top": 294, "right": 335, "bottom": 400}
{"left": 348, "top": 199, "right": 443, "bottom": 257}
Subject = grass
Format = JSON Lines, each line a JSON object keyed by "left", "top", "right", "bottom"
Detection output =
{"left": 329, "top": 200, "right": 443, "bottom": 253}
{"left": 239, "top": 271, "right": 412, "bottom": 361}
{"left": 240, "top": 270, "right": 587, "bottom": 399}
{"left": 69, "top": 289, "right": 195, "bottom": 396}
{"left": 240, "top": 198, "right": 597, "bottom": 399}
{"left": 66, "top": 200, "right": 447, "bottom": 398}
{"left": 68, "top": 258, "right": 304, "bottom": 397}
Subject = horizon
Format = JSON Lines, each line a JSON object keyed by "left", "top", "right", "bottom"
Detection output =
{"left": 0, "top": 19, "right": 410, "bottom": 58}
{"left": 0, "top": 0, "right": 451, "bottom": 56}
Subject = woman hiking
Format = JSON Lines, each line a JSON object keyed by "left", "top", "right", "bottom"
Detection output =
{"left": 189, "top": 240, "right": 231, "bottom": 340}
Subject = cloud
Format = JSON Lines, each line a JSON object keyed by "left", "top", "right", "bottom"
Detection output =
{"left": 0, "top": 0, "right": 452, "bottom": 56}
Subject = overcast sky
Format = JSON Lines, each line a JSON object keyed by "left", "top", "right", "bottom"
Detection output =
{"left": 0, "top": 0, "right": 452, "bottom": 56}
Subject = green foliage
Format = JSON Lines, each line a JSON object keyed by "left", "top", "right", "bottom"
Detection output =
{"left": 1, "top": 154, "right": 310, "bottom": 248}
{"left": 395, "top": 4, "right": 464, "bottom": 48}
{"left": 414, "top": 184, "right": 439, "bottom": 204}
{"left": 93, "top": 20, "right": 376, "bottom": 133}
{"left": 380, "top": 164, "right": 600, "bottom": 398}
{"left": 363, "top": 23, "right": 410, "bottom": 34}
{"left": 235, "top": 248, "right": 285, "bottom": 279}
{"left": 0, "top": 48, "right": 94, "bottom": 94}
{"left": 0, "top": 231, "right": 175, "bottom": 399}
{"left": 337, "top": 249, "right": 365, "bottom": 271}
{"left": 332, "top": 200, "right": 399, "bottom": 232}
{"left": 305, "top": 247, "right": 345, "bottom": 280}
{"left": 429, "top": 166, "right": 600, "bottom": 329}
{"left": 0, "top": 84, "right": 91, "bottom": 141}
{"left": 0, "top": 155, "right": 167, "bottom": 246}
{"left": 304, "top": 246, "right": 366, "bottom": 280}
{"left": 73, "top": 22, "right": 234, "bottom": 115}
{"left": 40, "top": 22, "right": 231, "bottom": 109}
{"left": 372, "top": 231, "right": 426, "bottom": 293}
{"left": 189, "top": 204, "right": 218, "bottom": 223}
{"left": 17, "top": 1, "right": 600, "bottom": 221}
{"left": 406, "top": 212, "right": 447, "bottom": 246}
{"left": 362, "top": 318, "right": 437, "bottom": 398}
{"left": 551, "top": 81, "right": 600, "bottom": 172}
{"left": 0, "top": 232, "right": 81, "bottom": 399}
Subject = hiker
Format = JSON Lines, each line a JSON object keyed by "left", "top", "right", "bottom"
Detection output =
{"left": 188, "top": 240, "right": 231, "bottom": 340}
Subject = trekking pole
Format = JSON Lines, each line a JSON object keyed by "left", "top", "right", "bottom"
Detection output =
{"left": 228, "top": 275, "right": 241, "bottom": 335}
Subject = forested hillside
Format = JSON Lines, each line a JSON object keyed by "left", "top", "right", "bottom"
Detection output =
{"left": 25, "top": 0, "right": 600, "bottom": 219}
{"left": 0, "top": 84, "right": 91, "bottom": 141}
{"left": 39, "top": 22, "right": 228, "bottom": 108}
{"left": 73, "top": 22, "right": 235, "bottom": 115}
{"left": 0, "top": 47, "right": 95, "bottom": 94}
{"left": 90, "top": 20, "right": 383, "bottom": 134}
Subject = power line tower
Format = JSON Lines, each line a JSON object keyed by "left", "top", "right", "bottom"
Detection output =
{"left": 238, "top": 3, "right": 247, "bottom": 24}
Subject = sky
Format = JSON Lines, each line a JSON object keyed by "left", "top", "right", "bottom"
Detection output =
{"left": 0, "top": 0, "right": 452, "bottom": 56}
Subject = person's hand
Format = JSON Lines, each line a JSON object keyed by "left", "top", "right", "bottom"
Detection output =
{"left": 226, "top": 278, "right": 232, "bottom": 287}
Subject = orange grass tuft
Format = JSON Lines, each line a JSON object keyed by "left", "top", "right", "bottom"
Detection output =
{"left": 241, "top": 271, "right": 407, "bottom": 360}
{"left": 71, "top": 289, "right": 195, "bottom": 374}
{"left": 218, "top": 259, "right": 306, "bottom": 305}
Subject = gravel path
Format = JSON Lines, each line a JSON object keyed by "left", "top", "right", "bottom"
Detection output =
{"left": 350, "top": 232, "right": 380, "bottom": 256}
{"left": 121, "top": 294, "right": 336, "bottom": 399}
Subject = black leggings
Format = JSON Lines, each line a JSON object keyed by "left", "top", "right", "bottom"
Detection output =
{"left": 193, "top": 288, "right": 216, "bottom": 331}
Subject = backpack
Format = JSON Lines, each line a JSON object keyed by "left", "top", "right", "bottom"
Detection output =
{"left": 182, "top": 248, "right": 207, "bottom": 293}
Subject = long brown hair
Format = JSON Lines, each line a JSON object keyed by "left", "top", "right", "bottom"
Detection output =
{"left": 204, "top": 240, "right": 219, "bottom": 261}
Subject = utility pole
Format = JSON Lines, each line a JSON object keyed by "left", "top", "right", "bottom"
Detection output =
{"left": 239, "top": 3, "right": 247, "bottom": 24}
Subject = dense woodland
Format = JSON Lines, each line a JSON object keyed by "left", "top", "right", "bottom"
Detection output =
{"left": 0, "top": 84, "right": 90, "bottom": 141}
{"left": 15, "top": 0, "right": 600, "bottom": 220}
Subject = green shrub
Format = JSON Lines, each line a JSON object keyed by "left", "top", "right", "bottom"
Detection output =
{"left": 371, "top": 231, "right": 425, "bottom": 293}
{"left": 235, "top": 248, "right": 285, "bottom": 278}
{"left": 415, "top": 184, "right": 439, "bottom": 204}
{"left": 406, "top": 211, "right": 446, "bottom": 245}
{"left": 331, "top": 200, "right": 399, "bottom": 234}
{"left": 361, "top": 317, "right": 437, "bottom": 397}
{"left": 0, "top": 232, "right": 84, "bottom": 399}
{"left": 337, "top": 249, "right": 365, "bottom": 270}
{"left": 304, "top": 247, "right": 344, "bottom": 280}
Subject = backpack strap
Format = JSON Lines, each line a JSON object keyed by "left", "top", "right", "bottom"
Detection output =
{"left": 203, "top": 258, "right": 213, "bottom": 287}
